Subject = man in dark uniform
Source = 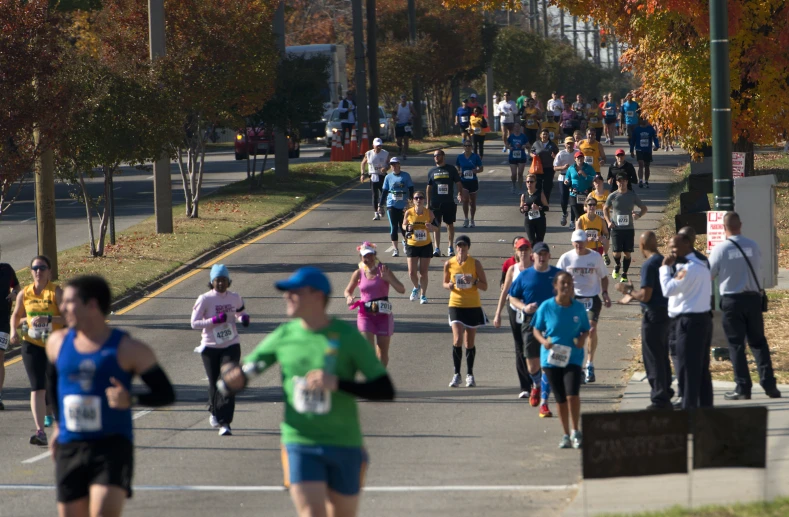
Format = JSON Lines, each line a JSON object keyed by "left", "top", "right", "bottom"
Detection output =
{"left": 0, "top": 251, "right": 20, "bottom": 410}
{"left": 606, "top": 149, "right": 638, "bottom": 190}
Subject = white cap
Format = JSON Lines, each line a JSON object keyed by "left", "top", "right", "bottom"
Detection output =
{"left": 470, "top": 93, "right": 477, "bottom": 98}
{"left": 359, "top": 244, "right": 376, "bottom": 256}
{"left": 373, "top": 137, "right": 383, "bottom": 147}
{"left": 389, "top": 156, "right": 400, "bottom": 164}
{"left": 571, "top": 229, "right": 588, "bottom": 242}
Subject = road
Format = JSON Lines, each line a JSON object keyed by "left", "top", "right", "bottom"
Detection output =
{"left": 0, "top": 141, "right": 684, "bottom": 516}
{"left": 0, "top": 144, "right": 327, "bottom": 271}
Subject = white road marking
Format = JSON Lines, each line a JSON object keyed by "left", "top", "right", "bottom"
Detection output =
{"left": 0, "top": 484, "right": 578, "bottom": 492}
{"left": 21, "top": 410, "right": 153, "bottom": 464}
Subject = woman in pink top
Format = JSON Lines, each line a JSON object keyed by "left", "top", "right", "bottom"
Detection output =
{"left": 343, "top": 242, "right": 405, "bottom": 366}
{"left": 190, "top": 264, "right": 250, "bottom": 436}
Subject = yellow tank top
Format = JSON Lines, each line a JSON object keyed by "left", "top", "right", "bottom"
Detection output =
{"left": 587, "top": 107, "right": 603, "bottom": 128}
{"left": 541, "top": 121, "right": 560, "bottom": 143}
{"left": 522, "top": 108, "right": 540, "bottom": 129}
{"left": 589, "top": 190, "right": 609, "bottom": 218}
{"left": 578, "top": 140, "right": 601, "bottom": 173}
{"left": 405, "top": 207, "right": 433, "bottom": 247}
{"left": 577, "top": 213, "right": 606, "bottom": 249}
{"left": 23, "top": 282, "right": 62, "bottom": 347}
{"left": 448, "top": 256, "right": 481, "bottom": 308}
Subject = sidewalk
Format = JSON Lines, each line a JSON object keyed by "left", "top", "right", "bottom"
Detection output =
{"left": 563, "top": 374, "right": 789, "bottom": 516}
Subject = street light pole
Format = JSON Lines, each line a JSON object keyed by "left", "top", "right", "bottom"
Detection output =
{"left": 710, "top": 0, "right": 733, "bottom": 210}
{"left": 408, "top": 0, "right": 423, "bottom": 139}
{"left": 351, "top": 0, "right": 369, "bottom": 135}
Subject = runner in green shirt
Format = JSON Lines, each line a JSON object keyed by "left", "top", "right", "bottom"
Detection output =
{"left": 218, "top": 266, "right": 394, "bottom": 517}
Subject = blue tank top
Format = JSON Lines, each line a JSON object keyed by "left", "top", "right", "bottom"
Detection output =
{"left": 57, "top": 328, "right": 133, "bottom": 443}
{"left": 508, "top": 133, "right": 529, "bottom": 161}
{"left": 455, "top": 153, "right": 482, "bottom": 182}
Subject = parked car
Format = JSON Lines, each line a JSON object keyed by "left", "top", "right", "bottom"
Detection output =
{"left": 235, "top": 127, "right": 300, "bottom": 160}
{"left": 324, "top": 106, "right": 392, "bottom": 147}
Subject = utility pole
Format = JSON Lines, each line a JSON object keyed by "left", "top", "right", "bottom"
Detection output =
{"left": 542, "top": 0, "right": 548, "bottom": 38}
{"left": 612, "top": 34, "right": 619, "bottom": 69}
{"left": 593, "top": 22, "right": 601, "bottom": 66}
{"left": 560, "top": 10, "right": 564, "bottom": 40}
{"left": 367, "top": 0, "right": 379, "bottom": 139}
{"left": 484, "top": 10, "right": 493, "bottom": 143}
{"left": 148, "top": 0, "right": 172, "bottom": 233}
{"left": 273, "top": 1, "right": 289, "bottom": 178}
{"left": 710, "top": 0, "right": 733, "bottom": 210}
{"left": 573, "top": 16, "right": 578, "bottom": 56}
{"left": 34, "top": 129, "right": 58, "bottom": 278}
{"left": 584, "top": 20, "right": 590, "bottom": 60}
{"left": 408, "top": 0, "right": 423, "bottom": 139}
{"left": 351, "top": 0, "right": 369, "bottom": 136}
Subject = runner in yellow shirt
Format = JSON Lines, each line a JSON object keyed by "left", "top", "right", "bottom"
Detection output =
{"left": 588, "top": 175, "right": 611, "bottom": 265}
{"left": 521, "top": 98, "right": 542, "bottom": 146}
{"left": 577, "top": 127, "right": 607, "bottom": 175}
{"left": 541, "top": 115, "right": 561, "bottom": 145}
{"left": 575, "top": 198, "right": 609, "bottom": 263}
{"left": 587, "top": 99, "right": 604, "bottom": 143}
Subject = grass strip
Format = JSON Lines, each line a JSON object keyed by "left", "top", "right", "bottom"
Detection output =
{"left": 597, "top": 497, "right": 789, "bottom": 517}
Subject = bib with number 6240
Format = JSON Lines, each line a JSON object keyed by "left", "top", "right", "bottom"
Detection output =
{"left": 292, "top": 376, "right": 331, "bottom": 415}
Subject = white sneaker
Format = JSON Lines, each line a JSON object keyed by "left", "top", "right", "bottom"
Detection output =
{"left": 373, "top": 212, "right": 381, "bottom": 220}
{"left": 219, "top": 426, "right": 232, "bottom": 436}
{"left": 449, "top": 374, "right": 461, "bottom": 388}
{"left": 558, "top": 435, "right": 572, "bottom": 449}
{"left": 392, "top": 249, "right": 399, "bottom": 257}
{"left": 502, "top": 147, "right": 508, "bottom": 153}
{"left": 571, "top": 430, "right": 583, "bottom": 449}
{"left": 209, "top": 415, "right": 219, "bottom": 428}
{"left": 466, "top": 374, "right": 476, "bottom": 387}
{"left": 462, "top": 219, "right": 469, "bottom": 228}
{"left": 469, "top": 220, "right": 475, "bottom": 228}
{"left": 410, "top": 287, "right": 420, "bottom": 301}
{"left": 518, "top": 391, "right": 529, "bottom": 399}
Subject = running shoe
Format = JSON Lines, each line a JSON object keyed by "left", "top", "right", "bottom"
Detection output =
{"left": 401, "top": 155, "right": 407, "bottom": 161}
{"left": 373, "top": 212, "right": 381, "bottom": 220}
{"left": 571, "top": 430, "right": 583, "bottom": 449}
{"left": 462, "top": 219, "right": 469, "bottom": 228}
{"left": 433, "top": 248, "right": 441, "bottom": 258}
{"left": 569, "top": 222, "right": 575, "bottom": 231}
{"left": 209, "top": 415, "right": 219, "bottom": 428}
{"left": 219, "top": 426, "right": 232, "bottom": 436}
{"left": 529, "top": 387, "right": 541, "bottom": 407}
{"left": 585, "top": 364, "right": 596, "bottom": 383}
{"left": 611, "top": 270, "right": 620, "bottom": 280}
{"left": 603, "top": 254, "right": 610, "bottom": 266}
{"left": 466, "top": 374, "right": 476, "bottom": 387}
{"left": 30, "top": 430, "right": 47, "bottom": 446}
{"left": 558, "top": 435, "right": 572, "bottom": 449}
{"left": 518, "top": 391, "right": 530, "bottom": 399}
{"left": 638, "top": 181, "right": 644, "bottom": 189}
{"left": 44, "top": 415, "right": 53, "bottom": 428}
{"left": 645, "top": 182, "right": 650, "bottom": 188}
{"left": 420, "top": 295, "right": 428, "bottom": 304}
{"left": 0, "top": 399, "right": 4, "bottom": 411}
{"left": 449, "top": 373, "right": 461, "bottom": 388}
{"left": 539, "top": 402, "right": 553, "bottom": 418}
{"left": 502, "top": 147, "right": 508, "bottom": 153}
{"left": 620, "top": 273, "right": 628, "bottom": 283}
{"left": 560, "top": 214, "right": 567, "bottom": 226}
{"left": 392, "top": 249, "right": 399, "bottom": 257}
{"left": 410, "top": 287, "right": 420, "bottom": 302}
{"left": 469, "top": 220, "right": 475, "bottom": 228}
{"left": 447, "top": 246, "right": 455, "bottom": 257}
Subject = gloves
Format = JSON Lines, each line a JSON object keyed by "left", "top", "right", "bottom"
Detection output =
{"left": 240, "top": 314, "right": 250, "bottom": 327}
{"left": 211, "top": 312, "right": 227, "bottom": 325}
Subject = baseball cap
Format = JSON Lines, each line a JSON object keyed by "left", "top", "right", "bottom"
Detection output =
{"left": 532, "top": 242, "right": 550, "bottom": 254}
{"left": 389, "top": 156, "right": 400, "bottom": 164}
{"left": 564, "top": 137, "right": 575, "bottom": 143}
{"left": 210, "top": 264, "right": 230, "bottom": 282}
{"left": 455, "top": 235, "right": 471, "bottom": 247}
{"left": 470, "top": 93, "right": 477, "bottom": 98}
{"left": 615, "top": 148, "right": 626, "bottom": 156}
{"left": 358, "top": 243, "right": 376, "bottom": 256}
{"left": 574, "top": 151, "right": 584, "bottom": 158}
{"left": 593, "top": 174, "right": 604, "bottom": 182}
{"left": 274, "top": 266, "right": 331, "bottom": 295}
{"left": 373, "top": 137, "right": 383, "bottom": 147}
{"left": 571, "top": 229, "right": 588, "bottom": 242}
{"left": 514, "top": 238, "right": 531, "bottom": 249}
{"left": 616, "top": 171, "right": 630, "bottom": 180}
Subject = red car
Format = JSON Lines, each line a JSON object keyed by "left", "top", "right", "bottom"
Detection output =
{"left": 234, "top": 127, "right": 300, "bottom": 160}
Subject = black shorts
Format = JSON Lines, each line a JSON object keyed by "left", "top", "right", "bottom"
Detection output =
{"left": 636, "top": 151, "right": 653, "bottom": 163}
{"left": 524, "top": 128, "right": 538, "bottom": 143}
{"left": 544, "top": 364, "right": 583, "bottom": 404}
{"left": 562, "top": 127, "right": 575, "bottom": 137}
{"left": 22, "top": 341, "right": 48, "bottom": 391}
{"left": 56, "top": 436, "right": 134, "bottom": 503}
{"left": 395, "top": 124, "right": 412, "bottom": 138}
{"left": 448, "top": 307, "right": 489, "bottom": 329}
{"left": 611, "top": 228, "right": 635, "bottom": 253}
{"left": 405, "top": 243, "right": 433, "bottom": 258}
{"left": 575, "top": 295, "right": 602, "bottom": 322}
{"left": 521, "top": 313, "right": 542, "bottom": 359}
{"left": 605, "top": 116, "right": 617, "bottom": 125}
{"left": 503, "top": 122, "right": 515, "bottom": 130}
{"left": 461, "top": 180, "right": 479, "bottom": 193}
{"left": 431, "top": 201, "right": 457, "bottom": 226}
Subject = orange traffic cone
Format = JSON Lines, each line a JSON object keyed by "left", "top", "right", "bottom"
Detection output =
{"left": 359, "top": 124, "right": 370, "bottom": 156}
{"left": 350, "top": 127, "right": 358, "bottom": 158}
{"left": 343, "top": 129, "right": 351, "bottom": 161}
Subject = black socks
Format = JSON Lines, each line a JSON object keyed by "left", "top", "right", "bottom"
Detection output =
{"left": 452, "top": 346, "right": 463, "bottom": 375}
{"left": 466, "top": 347, "right": 476, "bottom": 375}
{"left": 623, "top": 257, "right": 631, "bottom": 274}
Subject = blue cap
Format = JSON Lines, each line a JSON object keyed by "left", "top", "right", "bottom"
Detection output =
{"left": 210, "top": 264, "right": 230, "bottom": 282}
{"left": 274, "top": 266, "right": 331, "bottom": 296}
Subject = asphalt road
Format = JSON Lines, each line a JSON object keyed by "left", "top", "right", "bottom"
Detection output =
{"left": 0, "top": 141, "right": 685, "bottom": 516}
{"left": 0, "top": 144, "right": 327, "bottom": 271}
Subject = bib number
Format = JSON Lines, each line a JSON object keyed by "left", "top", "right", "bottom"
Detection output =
{"left": 213, "top": 322, "right": 237, "bottom": 345}
{"left": 586, "top": 230, "right": 599, "bottom": 242}
{"left": 454, "top": 274, "right": 473, "bottom": 290}
{"left": 463, "top": 169, "right": 474, "bottom": 179}
{"left": 292, "top": 377, "right": 331, "bottom": 415}
{"left": 578, "top": 297, "right": 594, "bottom": 311}
{"left": 365, "top": 300, "right": 392, "bottom": 314}
{"left": 0, "top": 332, "right": 8, "bottom": 351}
{"left": 549, "top": 131, "right": 555, "bottom": 140}
{"left": 414, "top": 229, "right": 427, "bottom": 241}
{"left": 595, "top": 209, "right": 605, "bottom": 218}
{"left": 528, "top": 209, "right": 541, "bottom": 220}
{"left": 29, "top": 319, "right": 52, "bottom": 340}
{"left": 584, "top": 156, "right": 594, "bottom": 164}
{"left": 546, "top": 344, "right": 572, "bottom": 368}
{"left": 392, "top": 191, "right": 404, "bottom": 201}
{"left": 404, "top": 125, "right": 412, "bottom": 133}
{"left": 437, "top": 184, "right": 449, "bottom": 195}
{"left": 616, "top": 214, "right": 630, "bottom": 226}
{"left": 460, "top": 116, "right": 469, "bottom": 123}
{"left": 512, "top": 150, "right": 522, "bottom": 159}
{"left": 557, "top": 174, "right": 565, "bottom": 182}
{"left": 515, "top": 310, "right": 524, "bottom": 324}
{"left": 526, "top": 119, "right": 535, "bottom": 126}
{"left": 626, "top": 110, "right": 635, "bottom": 118}
{"left": 590, "top": 117, "right": 599, "bottom": 123}
{"left": 63, "top": 395, "right": 102, "bottom": 432}
{"left": 576, "top": 194, "right": 586, "bottom": 204}
{"left": 473, "top": 127, "right": 481, "bottom": 135}
{"left": 640, "top": 136, "right": 649, "bottom": 148}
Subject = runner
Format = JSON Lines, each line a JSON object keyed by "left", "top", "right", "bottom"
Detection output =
{"left": 571, "top": 94, "right": 589, "bottom": 131}
{"left": 622, "top": 92, "right": 640, "bottom": 146}
{"left": 360, "top": 138, "right": 390, "bottom": 220}
{"left": 604, "top": 172, "right": 648, "bottom": 282}
{"left": 10, "top": 255, "right": 63, "bottom": 445}
{"left": 493, "top": 238, "right": 538, "bottom": 399}
{"left": 530, "top": 128, "right": 559, "bottom": 201}
{"left": 443, "top": 235, "right": 489, "bottom": 388}
{"left": 500, "top": 236, "right": 527, "bottom": 288}
{"left": 554, "top": 137, "right": 577, "bottom": 227}
{"left": 532, "top": 271, "right": 591, "bottom": 449}
{"left": 586, "top": 177, "right": 612, "bottom": 264}
{"left": 546, "top": 92, "right": 564, "bottom": 123}
{"left": 467, "top": 106, "right": 488, "bottom": 157}
{"left": 402, "top": 191, "right": 436, "bottom": 304}
{"left": 46, "top": 275, "right": 175, "bottom": 516}
{"left": 379, "top": 156, "right": 415, "bottom": 257}
{"left": 521, "top": 97, "right": 542, "bottom": 145}
{"left": 218, "top": 267, "right": 395, "bottom": 517}
{"left": 557, "top": 231, "right": 612, "bottom": 384}
{"left": 630, "top": 117, "right": 660, "bottom": 188}
{"left": 455, "top": 141, "right": 484, "bottom": 228}
{"left": 426, "top": 149, "right": 462, "bottom": 257}
{"left": 559, "top": 103, "right": 578, "bottom": 137}
{"left": 564, "top": 151, "right": 596, "bottom": 231}
{"left": 498, "top": 91, "right": 518, "bottom": 153}
{"left": 394, "top": 94, "right": 417, "bottom": 159}
{"left": 190, "top": 264, "right": 249, "bottom": 436}
{"left": 455, "top": 98, "right": 472, "bottom": 142}
{"left": 606, "top": 149, "right": 638, "bottom": 190}
{"left": 516, "top": 90, "right": 528, "bottom": 112}
{"left": 541, "top": 113, "right": 561, "bottom": 146}
{"left": 577, "top": 127, "right": 607, "bottom": 176}
{"left": 603, "top": 94, "right": 618, "bottom": 144}
{"left": 0, "top": 250, "right": 20, "bottom": 410}
{"left": 586, "top": 99, "right": 604, "bottom": 143}
{"left": 506, "top": 122, "right": 529, "bottom": 194}
{"left": 520, "top": 174, "right": 549, "bottom": 245}
{"left": 508, "top": 242, "right": 562, "bottom": 418}
{"left": 344, "top": 242, "right": 406, "bottom": 367}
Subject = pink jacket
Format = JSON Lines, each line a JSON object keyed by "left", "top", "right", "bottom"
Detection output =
{"left": 190, "top": 290, "right": 248, "bottom": 349}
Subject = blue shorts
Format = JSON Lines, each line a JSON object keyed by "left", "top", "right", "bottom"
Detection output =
{"left": 282, "top": 444, "right": 368, "bottom": 496}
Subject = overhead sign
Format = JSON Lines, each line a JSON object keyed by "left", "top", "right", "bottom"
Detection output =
{"left": 693, "top": 406, "right": 768, "bottom": 470}
{"left": 707, "top": 210, "right": 727, "bottom": 254}
{"left": 732, "top": 152, "right": 746, "bottom": 178}
{"left": 582, "top": 411, "right": 688, "bottom": 479}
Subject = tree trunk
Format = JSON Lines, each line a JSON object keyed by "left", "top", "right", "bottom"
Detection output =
{"left": 95, "top": 165, "right": 112, "bottom": 257}
{"left": 176, "top": 149, "right": 193, "bottom": 217}
{"left": 733, "top": 136, "right": 755, "bottom": 176}
{"left": 77, "top": 170, "right": 97, "bottom": 256}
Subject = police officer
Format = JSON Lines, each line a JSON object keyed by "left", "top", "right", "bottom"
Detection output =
{"left": 659, "top": 234, "right": 713, "bottom": 410}
{"left": 709, "top": 212, "right": 781, "bottom": 400}
{"left": 617, "top": 231, "right": 672, "bottom": 409}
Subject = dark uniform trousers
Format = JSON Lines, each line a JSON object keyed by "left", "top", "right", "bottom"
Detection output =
{"left": 507, "top": 305, "right": 533, "bottom": 393}
{"left": 673, "top": 313, "right": 713, "bottom": 410}
{"left": 642, "top": 307, "right": 672, "bottom": 406}
{"left": 721, "top": 292, "right": 777, "bottom": 395}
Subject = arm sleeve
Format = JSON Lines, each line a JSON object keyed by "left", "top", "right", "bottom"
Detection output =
{"left": 190, "top": 295, "right": 214, "bottom": 330}
{"left": 136, "top": 364, "right": 176, "bottom": 407}
{"left": 47, "top": 362, "right": 59, "bottom": 420}
{"left": 338, "top": 374, "right": 395, "bottom": 401}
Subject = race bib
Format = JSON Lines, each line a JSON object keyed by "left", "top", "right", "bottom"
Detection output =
{"left": 616, "top": 214, "right": 630, "bottom": 226}
{"left": 213, "top": 322, "right": 237, "bottom": 345}
{"left": 546, "top": 344, "right": 572, "bottom": 368}
{"left": 454, "top": 274, "right": 473, "bottom": 290}
{"left": 640, "top": 136, "right": 649, "bottom": 148}
{"left": 365, "top": 300, "right": 392, "bottom": 314}
{"left": 368, "top": 164, "right": 379, "bottom": 174}
{"left": 590, "top": 117, "right": 599, "bottom": 123}
{"left": 370, "top": 173, "right": 380, "bottom": 183}
{"left": 586, "top": 230, "right": 599, "bottom": 242}
{"left": 577, "top": 297, "right": 594, "bottom": 311}
{"left": 626, "top": 110, "right": 635, "bottom": 118}
{"left": 515, "top": 309, "right": 524, "bottom": 324}
{"left": 549, "top": 131, "right": 555, "bottom": 140}
{"left": 526, "top": 119, "right": 535, "bottom": 126}
{"left": 557, "top": 174, "right": 565, "bottom": 182}
{"left": 391, "top": 191, "right": 404, "bottom": 201}
{"left": 528, "top": 209, "right": 541, "bottom": 220}
{"left": 460, "top": 116, "right": 469, "bottom": 123}
{"left": 584, "top": 156, "right": 594, "bottom": 164}
{"left": 414, "top": 229, "right": 427, "bottom": 241}
{"left": 29, "top": 319, "right": 52, "bottom": 340}
{"left": 473, "top": 127, "right": 482, "bottom": 135}
{"left": 0, "top": 332, "right": 8, "bottom": 351}
{"left": 512, "top": 150, "right": 522, "bottom": 159}
{"left": 576, "top": 194, "right": 586, "bottom": 204}
{"left": 404, "top": 125, "right": 412, "bottom": 133}
{"left": 63, "top": 394, "right": 102, "bottom": 432}
{"left": 437, "top": 184, "right": 449, "bottom": 195}
{"left": 292, "top": 376, "right": 331, "bottom": 415}
{"left": 595, "top": 209, "right": 605, "bottom": 218}
{"left": 463, "top": 170, "right": 474, "bottom": 180}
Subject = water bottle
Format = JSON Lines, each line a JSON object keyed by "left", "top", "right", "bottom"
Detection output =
{"left": 323, "top": 338, "right": 340, "bottom": 375}
{"left": 20, "top": 321, "right": 29, "bottom": 338}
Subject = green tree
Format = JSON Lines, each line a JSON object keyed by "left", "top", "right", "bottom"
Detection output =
{"left": 492, "top": 27, "right": 547, "bottom": 94}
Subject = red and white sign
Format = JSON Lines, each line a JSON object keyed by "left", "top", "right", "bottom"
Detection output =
{"left": 707, "top": 210, "right": 727, "bottom": 254}
{"left": 732, "top": 152, "right": 746, "bottom": 178}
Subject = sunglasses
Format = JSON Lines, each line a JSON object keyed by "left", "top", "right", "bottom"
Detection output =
{"left": 463, "top": 145, "right": 472, "bottom": 148}
{"left": 413, "top": 196, "right": 425, "bottom": 200}
{"left": 525, "top": 180, "right": 535, "bottom": 183}
{"left": 31, "top": 265, "right": 49, "bottom": 272}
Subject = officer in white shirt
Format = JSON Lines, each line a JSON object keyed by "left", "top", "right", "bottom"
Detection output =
{"left": 659, "top": 233, "right": 713, "bottom": 410}
{"left": 498, "top": 91, "right": 518, "bottom": 153}
{"left": 709, "top": 212, "right": 781, "bottom": 400}
{"left": 360, "top": 138, "right": 390, "bottom": 220}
